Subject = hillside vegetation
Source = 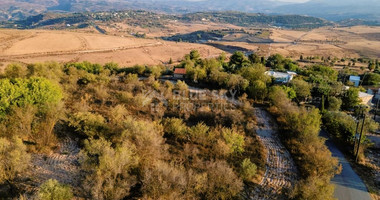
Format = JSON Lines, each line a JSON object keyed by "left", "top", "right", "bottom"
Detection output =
{"left": 1, "top": 10, "right": 333, "bottom": 30}
{"left": 0, "top": 50, "right": 352, "bottom": 199}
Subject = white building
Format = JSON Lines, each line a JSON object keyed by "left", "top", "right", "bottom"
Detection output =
{"left": 265, "top": 71, "right": 297, "bottom": 83}
{"left": 359, "top": 92, "right": 374, "bottom": 106}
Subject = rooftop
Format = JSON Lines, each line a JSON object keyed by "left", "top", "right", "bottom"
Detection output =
{"left": 174, "top": 68, "right": 186, "bottom": 75}
{"left": 349, "top": 75, "right": 360, "bottom": 81}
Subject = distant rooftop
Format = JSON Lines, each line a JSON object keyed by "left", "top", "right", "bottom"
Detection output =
{"left": 174, "top": 68, "right": 186, "bottom": 75}
{"left": 349, "top": 75, "right": 360, "bottom": 81}
{"left": 265, "top": 71, "right": 297, "bottom": 78}
{"left": 359, "top": 92, "right": 373, "bottom": 98}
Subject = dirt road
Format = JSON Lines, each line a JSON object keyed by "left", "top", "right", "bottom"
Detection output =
{"left": 247, "top": 108, "right": 297, "bottom": 200}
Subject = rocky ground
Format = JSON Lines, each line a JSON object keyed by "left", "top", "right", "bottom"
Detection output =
{"left": 246, "top": 108, "right": 298, "bottom": 200}
{"left": 20, "top": 137, "right": 83, "bottom": 198}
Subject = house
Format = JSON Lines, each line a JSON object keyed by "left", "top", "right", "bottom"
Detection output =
{"left": 349, "top": 76, "right": 360, "bottom": 87}
{"left": 359, "top": 92, "right": 374, "bottom": 106}
{"left": 173, "top": 68, "right": 186, "bottom": 79}
{"left": 265, "top": 71, "right": 296, "bottom": 83}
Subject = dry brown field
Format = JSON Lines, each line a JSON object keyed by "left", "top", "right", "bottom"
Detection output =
{"left": 1, "top": 25, "right": 380, "bottom": 71}
{"left": 0, "top": 29, "right": 223, "bottom": 69}
{"left": 267, "top": 26, "right": 380, "bottom": 59}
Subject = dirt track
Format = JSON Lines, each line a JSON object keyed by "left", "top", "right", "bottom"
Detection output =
{"left": 247, "top": 108, "right": 298, "bottom": 200}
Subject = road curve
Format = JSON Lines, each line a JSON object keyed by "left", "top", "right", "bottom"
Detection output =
{"left": 320, "top": 130, "right": 371, "bottom": 200}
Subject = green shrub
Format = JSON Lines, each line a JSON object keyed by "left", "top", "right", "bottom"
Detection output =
{"left": 240, "top": 158, "right": 257, "bottom": 181}
{"left": 37, "top": 179, "right": 73, "bottom": 200}
{"left": 3, "top": 63, "right": 27, "bottom": 78}
{"left": 80, "top": 138, "right": 138, "bottom": 200}
{"left": 0, "top": 136, "right": 30, "bottom": 184}
{"left": 221, "top": 128, "right": 245, "bottom": 154}
{"left": 68, "top": 112, "right": 107, "bottom": 137}
{"left": 0, "top": 77, "right": 62, "bottom": 117}
{"left": 163, "top": 118, "right": 188, "bottom": 140}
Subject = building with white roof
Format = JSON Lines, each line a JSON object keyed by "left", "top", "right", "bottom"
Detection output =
{"left": 265, "top": 71, "right": 297, "bottom": 83}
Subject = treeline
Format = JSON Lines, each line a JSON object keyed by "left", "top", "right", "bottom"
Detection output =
{"left": 4, "top": 10, "right": 332, "bottom": 30}
{"left": 10, "top": 10, "right": 171, "bottom": 29}
{"left": 181, "top": 12, "right": 333, "bottom": 28}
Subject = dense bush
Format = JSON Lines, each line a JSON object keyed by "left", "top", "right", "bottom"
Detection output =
{"left": 268, "top": 86, "right": 339, "bottom": 200}
{"left": 80, "top": 138, "right": 138, "bottom": 199}
{"left": 0, "top": 77, "right": 62, "bottom": 117}
{"left": 0, "top": 137, "right": 30, "bottom": 185}
{"left": 37, "top": 179, "right": 73, "bottom": 200}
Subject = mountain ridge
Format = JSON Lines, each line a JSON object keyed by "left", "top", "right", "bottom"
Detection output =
{"left": 0, "top": 0, "right": 379, "bottom": 22}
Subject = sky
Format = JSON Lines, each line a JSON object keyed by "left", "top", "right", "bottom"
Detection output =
{"left": 184, "top": 0, "right": 310, "bottom": 2}
{"left": 275, "top": 0, "right": 309, "bottom": 2}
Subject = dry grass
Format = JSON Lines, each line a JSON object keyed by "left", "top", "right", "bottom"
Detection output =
{"left": 1, "top": 25, "right": 380, "bottom": 69}
{"left": 0, "top": 29, "right": 223, "bottom": 68}
{"left": 262, "top": 26, "right": 380, "bottom": 59}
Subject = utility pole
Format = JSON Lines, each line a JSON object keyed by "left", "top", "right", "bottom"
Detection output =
{"left": 353, "top": 111, "right": 361, "bottom": 153}
{"left": 355, "top": 111, "right": 366, "bottom": 163}
{"left": 374, "top": 95, "right": 380, "bottom": 121}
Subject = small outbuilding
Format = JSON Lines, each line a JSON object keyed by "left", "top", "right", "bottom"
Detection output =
{"left": 349, "top": 76, "right": 360, "bottom": 87}
{"left": 359, "top": 92, "right": 374, "bottom": 106}
{"left": 173, "top": 68, "right": 186, "bottom": 79}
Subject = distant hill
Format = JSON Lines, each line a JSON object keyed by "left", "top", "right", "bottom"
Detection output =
{"left": 0, "top": 0, "right": 379, "bottom": 23}
{"left": 275, "top": 0, "right": 380, "bottom": 21}
{"left": 1, "top": 11, "right": 333, "bottom": 30}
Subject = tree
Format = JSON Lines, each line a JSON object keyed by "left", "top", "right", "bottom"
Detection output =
{"left": 103, "top": 62, "right": 119, "bottom": 74}
{"left": 221, "top": 128, "right": 245, "bottom": 155}
{"left": 0, "top": 78, "right": 62, "bottom": 117}
{"left": 327, "top": 97, "right": 342, "bottom": 111}
{"left": 189, "top": 50, "right": 201, "bottom": 61}
{"left": 363, "top": 73, "right": 380, "bottom": 86}
{"left": 3, "top": 63, "right": 27, "bottom": 78}
{"left": 240, "top": 158, "right": 257, "bottom": 181}
{"left": 69, "top": 112, "right": 108, "bottom": 138}
{"left": 228, "top": 51, "right": 249, "bottom": 72}
{"left": 204, "top": 161, "right": 243, "bottom": 200}
{"left": 291, "top": 79, "right": 311, "bottom": 102}
{"left": 248, "top": 53, "right": 261, "bottom": 64}
{"left": 0, "top": 137, "right": 30, "bottom": 192}
{"left": 174, "top": 80, "right": 188, "bottom": 92}
{"left": 80, "top": 138, "right": 138, "bottom": 200}
{"left": 281, "top": 86, "right": 297, "bottom": 100}
{"left": 342, "top": 88, "right": 360, "bottom": 110}
{"left": 163, "top": 118, "right": 188, "bottom": 140}
{"left": 307, "top": 65, "right": 338, "bottom": 83}
{"left": 225, "top": 74, "right": 249, "bottom": 91}
{"left": 323, "top": 111, "right": 356, "bottom": 143}
{"left": 266, "top": 54, "right": 285, "bottom": 70}
{"left": 368, "top": 62, "right": 376, "bottom": 71}
{"left": 268, "top": 86, "right": 291, "bottom": 108}
{"left": 248, "top": 80, "right": 267, "bottom": 101}
{"left": 37, "top": 179, "right": 73, "bottom": 200}
{"left": 187, "top": 66, "right": 207, "bottom": 83}
{"left": 239, "top": 64, "right": 271, "bottom": 84}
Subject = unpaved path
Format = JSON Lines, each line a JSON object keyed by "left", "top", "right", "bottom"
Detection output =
{"left": 247, "top": 108, "right": 297, "bottom": 200}
{"left": 22, "top": 137, "right": 82, "bottom": 196}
